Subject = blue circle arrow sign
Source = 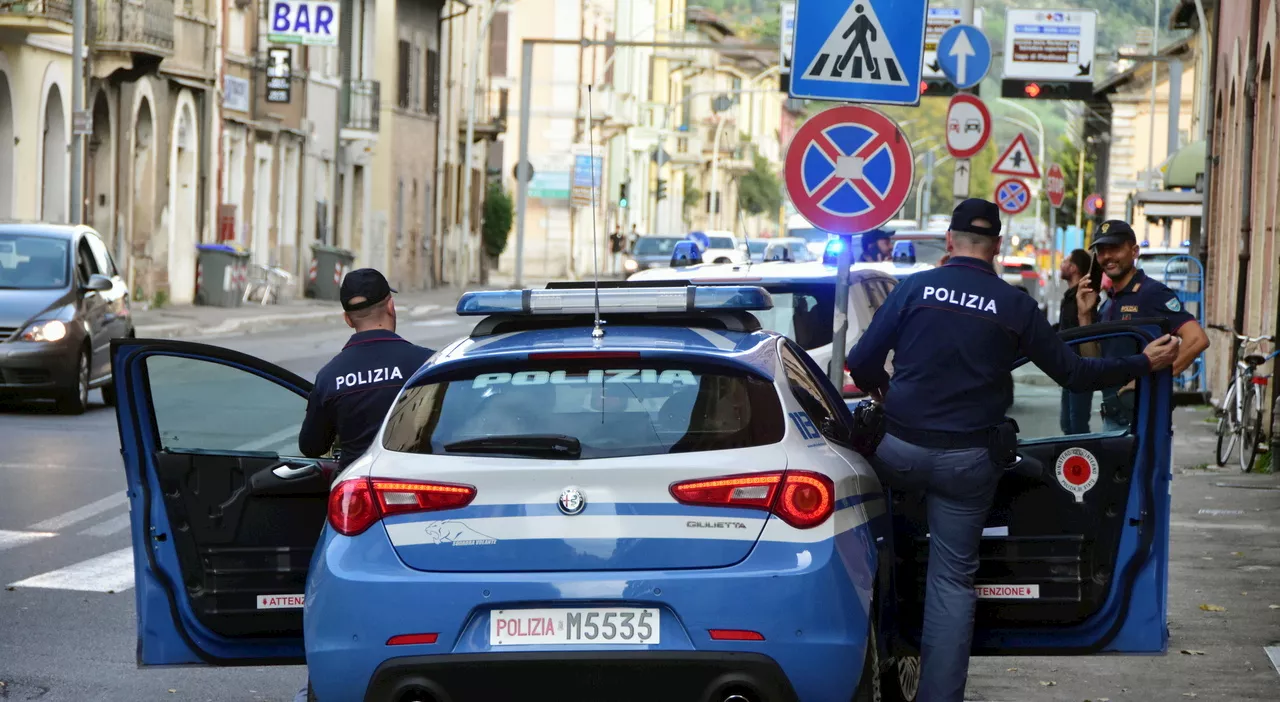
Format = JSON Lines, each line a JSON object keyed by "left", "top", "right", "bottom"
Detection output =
{"left": 937, "top": 24, "right": 991, "bottom": 90}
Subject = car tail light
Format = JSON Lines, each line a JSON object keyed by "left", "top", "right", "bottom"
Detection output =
{"left": 709, "top": 629, "right": 765, "bottom": 641}
{"left": 386, "top": 633, "right": 439, "bottom": 646}
{"left": 670, "top": 470, "right": 835, "bottom": 529}
{"left": 328, "top": 478, "right": 477, "bottom": 536}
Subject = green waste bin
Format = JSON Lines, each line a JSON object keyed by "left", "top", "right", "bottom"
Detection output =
{"left": 306, "top": 244, "right": 356, "bottom": 301}
{"left": 195, "top": 243, "right": 250, "bottom": 307}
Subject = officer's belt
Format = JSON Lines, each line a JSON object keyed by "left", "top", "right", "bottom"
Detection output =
{"left": 885, "top": 420, "right": 991, "bottom": 450}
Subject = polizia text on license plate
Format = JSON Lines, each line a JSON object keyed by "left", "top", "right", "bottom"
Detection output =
{"left": 489, "top": 608, "right": 661, "bottom": 646}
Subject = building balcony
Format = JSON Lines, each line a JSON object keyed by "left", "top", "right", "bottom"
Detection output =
{"left": 91, "top": 0, "right": 175, "bottom": 59}
{"left": 0, "top": 0, "right": 72, "bottom": 34}
{"left": 341, "top": 79, "right": 380, "bottom": 135}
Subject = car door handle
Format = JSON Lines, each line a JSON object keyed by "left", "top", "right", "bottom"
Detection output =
{"left": 273, "top": 463, "right": 319, "bottom": 480}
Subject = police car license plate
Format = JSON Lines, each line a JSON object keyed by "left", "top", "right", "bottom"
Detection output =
{"left": 489, "top": 608, "right": 660, "bottom": 646}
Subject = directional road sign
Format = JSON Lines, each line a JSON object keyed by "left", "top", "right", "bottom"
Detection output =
{"left": 953, "top": 159, "right": 971, "bottom": 198}
{"left": 945, "top": 93, "right": 991, "bottom": 159}
{"left": 923, "top": 7, "right": 985, "bottom": 80}
{"left": 790, "top": 0, "right": 929, "bottom": 106}
{"left": 937, "top": 24, "right": 991, "bottom": 89}
{"left": 1046, "top": 163, "right": 1066, "bottom": 208}
{"left": 1003, "top": 9, "right": 1098, "bottom": 83}
{"left": 992, "top": 133, "right": 1041, "bottom": 178}
{"left": 784, "top": 105, "right": 914, "bottom": 234}
{"left": 995, "top": 178, "right": 1032, "bottom": 215}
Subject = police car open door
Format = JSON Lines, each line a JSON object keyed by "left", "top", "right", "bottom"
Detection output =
{"left": 112, "top": 339, "right": 330, "bottom": 665}
{"left": 888, "top": 320, "right": 1174, "bottom": 654}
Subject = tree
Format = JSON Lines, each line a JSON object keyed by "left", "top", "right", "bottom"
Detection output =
{"left": 683, "top": 183, "right": 702, "bottom": 225}
{"left": 738, "top": 153, "right": 783, "bottom": 216}
{"left": 482, "top": 182, "right": 514, "bottom": 258}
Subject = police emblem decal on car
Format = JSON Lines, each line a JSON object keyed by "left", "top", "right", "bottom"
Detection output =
{"left": 558, "top": 487, "right": 586, "bottom": 515}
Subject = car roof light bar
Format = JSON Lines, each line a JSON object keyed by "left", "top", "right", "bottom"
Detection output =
{"left": 455, "top": 286, "right": 774, "bottom": 316}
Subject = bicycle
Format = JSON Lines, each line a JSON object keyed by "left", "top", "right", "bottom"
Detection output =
{"left": 1208, "top": 324, "right": 1277, "bottom": 472}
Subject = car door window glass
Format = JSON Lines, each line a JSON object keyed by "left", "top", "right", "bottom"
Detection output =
{"left": 85, "top": 233, "right": 116, "bottom": 276}
{"left": 145, "top": 355, "right": 307, "bottom": 455}
{"left": 1008, "top": 334, "right": 1144, "bottom": 439}
{"left": 75, "top": 238, "right": 99, "bottom": 285}
{"left": 779, "top": 342, "right": 846, "bottom": 439}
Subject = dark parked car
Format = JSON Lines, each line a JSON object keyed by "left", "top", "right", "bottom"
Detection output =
{"left": 623, "top": 235, "right": 686, "bottom": 274}
{"left": 0, "top": 224, "right": 134, "bottom": 413}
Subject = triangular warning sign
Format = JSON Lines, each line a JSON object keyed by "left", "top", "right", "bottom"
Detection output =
{"left": 992, "top": 133, "right": 1041, "bottom": 178}
{"left": 802, "top": 2, "right": 909, "bottom": 86}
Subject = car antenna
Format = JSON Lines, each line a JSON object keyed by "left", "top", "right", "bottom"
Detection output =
{"left": 736, "top": 190, "right": 752, "bottom": 271}
{"left": 586, "top": 86, "right": 604, "bottom": 340}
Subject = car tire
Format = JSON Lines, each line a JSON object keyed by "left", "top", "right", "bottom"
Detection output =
{"left": 56, "top": 349, "right": 90, "bottom": 415}
{"left": 852, "top": 614, "right": 882, "bottom": 702}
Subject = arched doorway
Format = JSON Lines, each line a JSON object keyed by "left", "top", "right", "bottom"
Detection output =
{"left": 168, "top": 95, "right": 199, "bottom": 304}
{"left": 131, "top": 98, "right": 156, "bottom": 298}
{"left": 0, "top": 71, "right": 13, "bottom": 219}
{"left": 87, "top": 92, "right": 114, "bottom": 244}
{"left": 40, "top": 84, "right": 67, "bottom": 222}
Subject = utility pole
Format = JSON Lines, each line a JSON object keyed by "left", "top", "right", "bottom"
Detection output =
{"left": 69, "top": 0, "right": 86, "bottom": 225}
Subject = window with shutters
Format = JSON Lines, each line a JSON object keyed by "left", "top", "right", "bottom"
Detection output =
{"left": 489, "top": 12, "right": 508, "bottom": 78}
{"left": 411, "top": 43, "right": 424, "bottom": 110}
{"left": 604, "top": 31, "right": 615, "bottom": 84}
{"left": 426, "top": 50, "right": 440, "bottom": 115}
{"left": 397, "top": 40, "right": 412, "bottom": 108}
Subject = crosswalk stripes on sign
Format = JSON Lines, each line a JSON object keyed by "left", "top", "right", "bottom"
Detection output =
{"left": 803, "top": 1, "right": 908, "bottom": 86}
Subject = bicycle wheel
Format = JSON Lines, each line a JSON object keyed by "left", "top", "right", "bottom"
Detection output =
{"left": 1215, "top": 384, "right": 1239, "bottom": 466}
{"left": 1239, "top": 387, "right": 1262, "bottom": 473}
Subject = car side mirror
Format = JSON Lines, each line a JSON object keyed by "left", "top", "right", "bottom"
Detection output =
{"left": 82, "top": 274, "right": 113, "bottom": 293}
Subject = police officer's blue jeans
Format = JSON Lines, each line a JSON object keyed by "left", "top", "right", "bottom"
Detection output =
{"left": 1059, "top": 389, "right": 1093, "bottom": 435}
{"left": 872, "top": 433, "right": 1001, "bottom": 702}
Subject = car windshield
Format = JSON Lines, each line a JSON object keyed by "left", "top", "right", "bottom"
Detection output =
{"left": 903, "top": 239, "right": 948, "bottom": 266}
{"left": 750, "top": 283, "right": 836, "bottom": 350}
{"left": 633, "top": 237, "right": 682, "bottom": 255}
{"left": 789, "top": 227, "right": 829, "bottom": 244}
{"left": 707, "top": 236, "right": 735, "bottom": 249}
{"left": 747, "top": 241, "right": 769, "bottom": 253}
{"left": 381, "top": 359, "right": 784, "bottom": 459}
{"left": 0, "top": 234, "right": 71, "bottom": 290}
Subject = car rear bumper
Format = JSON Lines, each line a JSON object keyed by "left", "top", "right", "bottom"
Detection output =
{"left": 362, "top": 651, "right": 799, "bottom": 702}
{"left": 0, "top": 341, "right": 78, "bottom": 398}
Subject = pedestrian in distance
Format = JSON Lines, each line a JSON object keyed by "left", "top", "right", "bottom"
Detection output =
{"left": 609, "top": 226, "right": 627, "bottom": 275}
{"left": 1057, "top": 248, "right": 1102, "bottom": 434}
{"left": 1076, "top": 220, "right": 1210, "bottom": 431}
{"left": 846, "top": 199, "right": 1179, "bottom": 702}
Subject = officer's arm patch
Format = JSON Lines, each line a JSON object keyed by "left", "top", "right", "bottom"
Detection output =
{"left": 1165, "top": 297, "right": 1182, "bottom": 312}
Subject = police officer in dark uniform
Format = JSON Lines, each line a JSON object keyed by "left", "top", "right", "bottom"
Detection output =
{"left": 298, "top": 269, "right": 434, "bottom": 466}
{"left": 1076, "top": 220, "right": 1210, "bottom": 431}
{"left": 846, "top": 199, "right": 1179, "bottom": 702}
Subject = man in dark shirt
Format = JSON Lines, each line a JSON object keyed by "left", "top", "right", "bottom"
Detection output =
{"left": 846, "top": 199, "right": 1179, "bottom": 702}
{"left": 1058, "top": 249, "right": 1098, "bottom": 434}
{"left": 298, "top": 269, "right": 434, "bottom": 467}
{"left": 858, "top": 229, "right": 893, "bottom": 262}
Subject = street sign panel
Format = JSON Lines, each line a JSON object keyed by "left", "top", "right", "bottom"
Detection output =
{"left": 937, "top": 24, "right": 991, "bottom": 89}
{"left": 995, "top": 178, "right": 1032, "bottom": 215}
{"left": 923, "top": 7, "right": 985, "bottom": 80}
{"left": 571, "top": 154, "right": 603, "bottom": 208}
{"left": 790, "top": 0, "right": 929, "bottom": 106}
{"left": 1002, "top": 9, "right": 1097, "bottom": 82}
{"left": 784, "top": 105, "right": 914, "bottom": 234}
{"left": 992, "top": 133, "right": 1041, "bottom": 178}
{"left": 268, "top": 0, "right": 340, "bottom": 46}
{"left": 780, "top": 2, "right": 797, "bottom": 76}
{"left": 953, "top": 159, "right": 971, "bottom": 198}
{"left": 945, "top": 93, "right": 991, "bottom": 159}
{"left": 266, "top": 48, "right": 292, "bottom": 104}
{"left": 1046, "top": 163, "right": 1066, "bottom": 207}
{"left": 1084, "top": 192, "right": 1103, "bottom": 215}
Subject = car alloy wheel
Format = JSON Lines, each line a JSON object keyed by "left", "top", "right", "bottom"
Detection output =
{"left": 57, "top": 351, "right": 90, "bottom": 415}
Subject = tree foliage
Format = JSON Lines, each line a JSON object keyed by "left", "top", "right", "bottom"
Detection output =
{"left": 738, "top": 153, "right": 783, "bottom": 216}
{"left": 482, "top": 182, "right": 514, "bottom": 258}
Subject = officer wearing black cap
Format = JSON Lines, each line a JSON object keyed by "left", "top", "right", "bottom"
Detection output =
{"left": 1077, "top": 220, "right": 1210, "bottom": 430}
{"left": 298, "top": 269, "right": 434, "bottom": 467}
{"left": 846, "top": 199, "right": 1179, "bottom": 702}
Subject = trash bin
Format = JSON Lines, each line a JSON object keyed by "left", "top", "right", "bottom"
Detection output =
{"left": 195, "top": 243, "right": 251, "bottom": 307}
{"left": 306, "top": 244, "right": 357, "bottom": 301}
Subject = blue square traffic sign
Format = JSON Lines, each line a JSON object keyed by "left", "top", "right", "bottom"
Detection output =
{"left": 789, "top": 0, "right": 928, "bottom": 106}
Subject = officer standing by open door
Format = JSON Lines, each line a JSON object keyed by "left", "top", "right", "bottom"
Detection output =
{"left": 845, "top": 199, "right": 1179, "bottom": 702}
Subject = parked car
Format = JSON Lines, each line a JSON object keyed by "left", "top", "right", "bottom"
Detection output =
{"left": 623, "top": 235, "right": 686, "bottom": 275}
{"left": 745, "top": 239, "right": 770, "bottom": 262}
{"left": 786, "top": 214, "right": 834, "bottom": 257}
{"left": 890, "top": 230, "right": 949, "bottom": 266}
{"left": 0, "top": 223, "right": 134, "bottom": 413}
{"left": 763, "top": 237, "right": 818, "bottom": 263}
{"left": 1138, "top": 244, "right": 1193, "bottom": 290}
{"left": 999, "top": 255, "right": 1047, "bottom": 312}
{"left": 698, "top": 230, "right": 749, "bottom": 264}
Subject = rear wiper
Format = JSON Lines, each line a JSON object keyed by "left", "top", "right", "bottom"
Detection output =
{"left": 443, "top": 434, "right": 582, "bottom": 458}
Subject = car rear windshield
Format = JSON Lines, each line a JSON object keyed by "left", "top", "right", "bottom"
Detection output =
{"left": 633, "top": 237, "right": 682, "bottom": 255}
{"left": 751, "top": 284, "right": 835, "bottom": 351}
{"left": 707, "top": 236, "right": 735, "bottom": 249}
{"left": 0, "top": 234, "right": 70, "bottom": 290}
{"left": 382, "top": 359, "right": 784, "bottom": 460}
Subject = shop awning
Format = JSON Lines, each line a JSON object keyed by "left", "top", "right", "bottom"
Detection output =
{"left": 1133, "top": 190, "right": 1203, "bottom": 218}
{"left": 1161, "top": 140, "right": 1206, "bottom": 189}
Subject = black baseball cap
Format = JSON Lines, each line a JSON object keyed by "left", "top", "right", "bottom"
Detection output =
{"left": 950, "top": 198, "right": 1002, "bottom": 237}
{"left": 1090, "top": 220, "right": 1138, "bottom": 249}
{"left": 340, "top": 268, "right": 397, "bottom": 312}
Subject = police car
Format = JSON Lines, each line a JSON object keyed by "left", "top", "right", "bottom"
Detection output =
{"left": 110, "top": 287, "right": 1177, "bottom": 702}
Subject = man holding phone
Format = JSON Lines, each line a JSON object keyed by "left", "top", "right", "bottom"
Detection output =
{"left": 1058, "top": 249, "right": 1100, "bottom": 434}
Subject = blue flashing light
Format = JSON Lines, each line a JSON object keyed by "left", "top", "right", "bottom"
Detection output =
{"left": 821, "top": 236, "right": 846, "bottom": 266}
{"left": 456, "top": 286, "right": 774, "bottom": 316}
{"left": 1140, "top": 240, "right": 1151, "bottom": 247}
{"left": 670, "top": 240, "right": 704, "bottom": 267}
{"left": 892, "top": 241, "right": 917, "bottom": 265}
{"left": 1182, "top": 240, "right": 1192, "bottom": 247}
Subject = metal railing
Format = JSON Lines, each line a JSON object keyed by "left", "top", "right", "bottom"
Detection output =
{"left": 0, "top": 0, "right": 72, "bottom": 23}
{"left": 342, "top": 79, "right": 380, "bottom": 132}
{"left": 91, "top": 0, "right": 175, "bottom": 53}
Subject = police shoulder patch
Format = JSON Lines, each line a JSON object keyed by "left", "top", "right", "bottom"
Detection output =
{"left": 1165, "top": 297, "right": 1182, "bottom": 312}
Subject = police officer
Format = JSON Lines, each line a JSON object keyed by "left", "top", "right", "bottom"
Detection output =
{"left": 298, "top": 268, "right": 434, "bottom": 466}
{"left": 1077, "top": 220, "right": 1210, "bottom": 431}
{"left": 846, "top": 199, "right": 1179, "bottom": 702}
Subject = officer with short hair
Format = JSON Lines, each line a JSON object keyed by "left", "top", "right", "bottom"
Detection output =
{"left": 298, "top": 269, "right": 434, "bottom": 466}
{"left": 846, "top": 199, "right": 1179, "bottom": 702}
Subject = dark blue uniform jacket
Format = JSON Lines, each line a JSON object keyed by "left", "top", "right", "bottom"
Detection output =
{"left": 1099, "top": 268, "right": 1195, "bottom": 330}
{"left": 846, "top": 256, "right": 1152, "bottom": 435}
{"left": 299, "top": 329, "right": 434, "bottom": 466}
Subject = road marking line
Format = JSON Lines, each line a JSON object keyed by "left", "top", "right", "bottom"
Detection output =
{"left": 27, "top": 493, "right": 128, "bottom": 531}
{"left": 1265, "top": 646, "right": 1280, "bottom": 678}
{"left": 412, "top": 318, "right": 468, "bottom": 327}
{"left": 235, "top": 423, "right": 302, "bottom": 452}
{"left": 1171, "top": 520, "right": 1271, "bottom": 532}
{"left": 80, "top": 512, "right": 133, "bottom": 537}
{"left": 9, "top": 547, "right": 135, "bottom": 593}
{"left": 0, "top": 529, "right": 56, "bottom": 552}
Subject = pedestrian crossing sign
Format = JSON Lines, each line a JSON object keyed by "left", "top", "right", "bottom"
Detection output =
{"left": 789, "top": 0, "right": 928, "bottom": 106}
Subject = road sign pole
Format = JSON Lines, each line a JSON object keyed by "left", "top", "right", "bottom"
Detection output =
{"left": 954, "top": 0, "right": 975, "bottom": 206}
{"left": 829, "top": 234, "right": 853, "bottom": 386}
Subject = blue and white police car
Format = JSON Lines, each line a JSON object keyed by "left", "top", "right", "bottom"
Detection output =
{"left": 110, "top": 285, "right": 1178, "bottom": 702}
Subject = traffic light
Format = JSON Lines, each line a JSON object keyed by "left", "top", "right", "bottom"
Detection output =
{"left": 1001, "top": 79, "right": 1092, "bottom": 100}
{"left": 619, "top": 182, "right": 629, "bottom": 209}
{"left": 656, "top": 179, "right": 668, "bottom": 201}
{"left": 920, "top": 79, "right": 958, "bottom": 98}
